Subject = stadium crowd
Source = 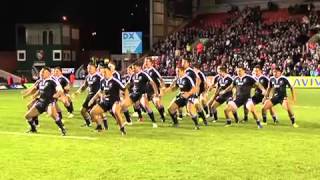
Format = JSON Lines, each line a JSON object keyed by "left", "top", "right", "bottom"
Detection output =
{"left": 152, "top": 6, "right": 320, "bottom": 77}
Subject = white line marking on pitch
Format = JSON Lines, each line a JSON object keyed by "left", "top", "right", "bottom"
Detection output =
{"left": 0, "top": 131, "right": 97, "bottom": 140}
{"left": 295, "top": 105, "right": 320, "bottom": 109}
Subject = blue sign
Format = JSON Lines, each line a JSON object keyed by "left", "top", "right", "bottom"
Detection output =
{"left": 122, "top": 32, "right": 142, "bottom": 54}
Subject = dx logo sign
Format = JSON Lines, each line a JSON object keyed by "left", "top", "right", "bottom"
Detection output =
{"left": 123, "top": 33, "right": 135, "bottom": 40}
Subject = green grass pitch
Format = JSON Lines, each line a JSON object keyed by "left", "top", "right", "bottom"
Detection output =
{"left": 0, "top": 89, "right": 319, "bottom": 180}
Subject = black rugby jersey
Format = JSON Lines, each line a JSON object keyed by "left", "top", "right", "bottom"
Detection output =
{"left": 269, "top": 76, "right": 292, "bottom": 97}
{"left": 233, "top": 75, "right": 257, "bottom": 98}
{"left": 100, "top": 77, "right": 125, "bottom": 103}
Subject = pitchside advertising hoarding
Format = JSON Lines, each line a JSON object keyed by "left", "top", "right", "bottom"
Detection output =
{"left": 122, "top": 32, "right": 142, "bottom": 54}
{"left": 288, "top": 76, "right": 320, "bottom": 88}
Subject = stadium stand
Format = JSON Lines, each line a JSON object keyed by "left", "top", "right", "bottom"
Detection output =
{"left": 152, "top": 6, "right": 320, "bottom": 77}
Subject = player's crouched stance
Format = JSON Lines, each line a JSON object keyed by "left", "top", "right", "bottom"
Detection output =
{"left": 24, "top": 67, "right": 67, "bottom": 136}
{"left": 89, "top": 65, "right": 127, "bottom": 135}
{"left": 165, "top": 67, "right": 200, "bottom": 130}
{"left": 262, "top": 67, "right": 298, "bottom": 128}
{"left": 224, "top": 66, "right": 266, "bottom": 129}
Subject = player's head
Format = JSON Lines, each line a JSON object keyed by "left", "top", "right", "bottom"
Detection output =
{"left": 87, "top": 62, "right": 97, "bottom": 75}
{"left": 41, "top": 67, "right": 51, "bottom": 79}
{"left": 87, "top": 63, "right": 97, "bottom": 74}
{"left": 144, "top": 57, "right": 153, "bottom": 69}
{"left": 253, "top": 65, "right": 262, "bottom": 76}
{"left": 273, "top": 67, "right": 282, "bottom": 78}
{"left": 127, "top": 65, "right": 133, "bottom": 75}
{"left": 54, "top": 67, "right": 62, "bottom": 77}
{"left": 133, "top": 61, "right": 143, "bottom": 73}
{"left": 218, "top": 66, "right": 227, "bottom": 76}
{"left": 108, "top": 61, "right": 116, "bottom": 72}
{"left": 103, "top": 65, "right": 112, "bottom": 79}
{"left": 236, "top": 65, "right": 245, "bottom": 77}
{"left": 181, "top": 57, "right": 191, "bottom": 69}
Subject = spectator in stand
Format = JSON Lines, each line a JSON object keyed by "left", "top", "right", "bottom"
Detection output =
{"left": 152, "top": 6, "right": 320, "bottom": 77}
{"left": 7, "top": 75, "right": 13, "bottom": 87}
{"left": 70, "top": 73, "right": 75, "bottom": 87}
{"left": 196, "top": 42, "right": 204, "bottom": 56}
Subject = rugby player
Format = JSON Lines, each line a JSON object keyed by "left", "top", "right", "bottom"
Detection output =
{"left": 262, "top": 67, "right": 298, "bottom": 128}
{"left": 24, "top": 67, "right": 66, "bottom": 135}
{"left": 224, "top": 66, "right": 266, "bottom": 128}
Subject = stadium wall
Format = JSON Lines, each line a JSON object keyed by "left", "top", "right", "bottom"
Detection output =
{"left": 0, "top": 51, "right": 17, "bottom": 73}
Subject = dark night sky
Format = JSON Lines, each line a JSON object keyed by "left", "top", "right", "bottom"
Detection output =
{"left": 0, "top": 0, "right": 149, "bottom": 53}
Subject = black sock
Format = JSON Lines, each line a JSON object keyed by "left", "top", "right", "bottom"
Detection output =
{"left": 192, "top": 116, "right": 199, "bottom": 126}
{"left": 198, "top": 111, "right": 207, "bottom": 125}
{"left": 158, "top": 106, "right": 165, "bottom": 121}
{"left": 110, "top": 111, "right": 116, "bottom": 118}
{"left": 244, "top": 107, "right": 248, "bottom": 120}
{"left": 84, "top": 118, "right": 91, "bottom": 126}
{"left": 103, "top": 119, "right": 108, "bottom": 129}
{"left": 55, "top": 119, "right": 64, "bottom": 130}
{"left": 96, "top": 124, "right": 103, "bottom": 131}
{"left": 203, "top": 105, "right": 209, "bottom": 115}
{"left": 140, "top": 104, "right": 147, "bottom": 113}
{"left": 290, "top": 116, "right": 295, "bottom": 125}
{"left": 169, "top": 111, "right": 178, "bottom": 124}
{"left": 226, "top": 119, "right": 232, "bottom": 125}
{"left": 148, "top": 112, "right": 156, "bottom": 123}
{"left": 262, "top": 113, "right": 267, "bottom": 123}
{"left": 233, "top": 112, "right": 239, "bottom": 123}
{"left": 120, "top": 126, "right": 126, "bottom": 134}
{"left": 28, "top": 120, "right": 36, "bottom": 131}
{"left": 272, "top": 116, "right": 277, "bottom": 122}
{"left": 32, "top": 116, "right": 39, "bottom": 126}
{"left": 256, "top": 120, "right": 261, "bottom": 126}
{"left": 209, "top": 108, "right": 213, "bottom": 117}
{"left": 134, "top": 107, "right": 143, "bottom": 118}
{"left": 123, "top": 110, "right": 131, "bottom": 123}
{"left": 58, "top": 112, "right": 63, "bottom": 119}
{"left": 212, "top": 109, "right": 218, "bottom": 120}
{"left": 178, "top": 109, "right": 183, "bottom": 118}
{"left": 66, "top": 102, "right": 74, "bottom": 113}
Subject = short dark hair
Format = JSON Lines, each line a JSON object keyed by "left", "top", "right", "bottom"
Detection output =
{"left": 275, "top": 67, "right": 282, "bottom": 72}
{"left": 254, "top": 65, "right": 262, "bottom": 70}
{"left": 133, "top": 61, "right": 143, "bottom": 67}
{"left": 42, "top": 67, "right": 51, "bottom": 72}
{"left": 237, "top": 65, "right": 245, "bottom": 70}
{"left": 182, "top": 57, "right": 192, "bottom": 63}
{"left": 218, "top": 66, "right": 227, "bottom": 72}
{"left": 55, "top": 66, "right": 62, "bottom": 72}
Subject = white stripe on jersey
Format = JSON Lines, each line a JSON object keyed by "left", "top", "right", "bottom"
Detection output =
{"left": 151, "top": 67, "right": 162, "bottom": 80}
{"left": 112, "top": 77, "right": 125, "bottom": 89}
{"left": 199, "top": 71, "right": 207, "bottom": 81}
{"left": 58, "top": 75, "right": 70, "bottom": 84}
{"left": 141, "top": 71, "right": 154, "bottom": 82}
{"left": 280, "top": 76, "right": 292, "bottom": 87}
{"left": 182, "top": 75, "right": 195, "bottom": 87}
{"left": 113, "top": 71, "right": 121, "bottom": 80}
{"left": 185, "top": 67, "right": 200, "bottom": 78}
{"left": 49, "top": 76, "right": 63, "bottom": 92}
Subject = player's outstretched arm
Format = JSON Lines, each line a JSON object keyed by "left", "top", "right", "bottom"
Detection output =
{"left": 88, "top": 90, "right": 102, "bottom": 107}
{"left": 73, "top": 80, "right": 88, "bottom": 97}
{"left": 255, "top": 82, "right": 266, "bottom": 95}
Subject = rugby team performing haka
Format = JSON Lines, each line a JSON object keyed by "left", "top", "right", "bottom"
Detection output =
{"left": 21, "top": 56, "right": 298, "bottom": 136}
